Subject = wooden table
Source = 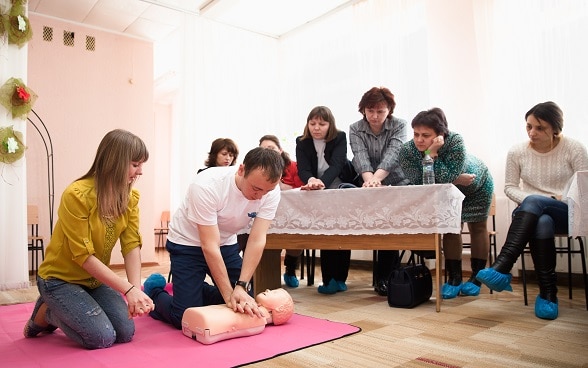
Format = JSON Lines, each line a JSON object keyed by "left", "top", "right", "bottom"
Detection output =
{"left": 253, "top": 184, "right": 465, "bottom": 312}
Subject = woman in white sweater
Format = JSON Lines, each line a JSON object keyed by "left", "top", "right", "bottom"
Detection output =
{"left": 477, "top": 101, "right": 588, "bottom": 320}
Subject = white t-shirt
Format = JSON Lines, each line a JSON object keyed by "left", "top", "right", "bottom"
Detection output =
{"left": 167, "top": 166, "right": 281, "bottom": 247}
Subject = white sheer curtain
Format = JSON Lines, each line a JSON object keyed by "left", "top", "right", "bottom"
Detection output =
{"left": 0, "top": 0, "right": 31, "bottom": 290}
{"left": 473, "top": 0, "right": 588, "bottom": 195}
{"left": 168, "top": 15, "right": 279, "bottom": 210}
{"left": 165, "top": 0, "right": 587, "bottom": 245}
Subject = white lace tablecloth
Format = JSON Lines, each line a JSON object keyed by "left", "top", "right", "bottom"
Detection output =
{"left": 269, "top": 183, "right": 464, "bottom": 235}
{"left": 564, "top": 170, "right": 588, "bottom": 237}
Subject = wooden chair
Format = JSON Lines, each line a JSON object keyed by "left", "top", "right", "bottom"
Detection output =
{"left": 520, "top": 235, "right": 587, "bottom": 310}
{"left": 461, "top": 193, "right": 498, "bottom": 265}
{"left": 27, "top": 205, "right": 45, "bottom": 276}
{"left": 438, "top": 193, "right": 498, "bottom": 293}
{"left": 154, "top": 211, "right": 170, "bottom": 249}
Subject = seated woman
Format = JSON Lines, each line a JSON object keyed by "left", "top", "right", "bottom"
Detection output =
{"left": 181, "top": 288, "right": 294, "bottom": 344}
{"left": 476, "top": 101, "right": 588, "bottom": 320}
{"left": 399, "top": 107, "right": 494, "bottom": 299}
{"left": 197, "top": 137, "right": 239, "bottom": 173}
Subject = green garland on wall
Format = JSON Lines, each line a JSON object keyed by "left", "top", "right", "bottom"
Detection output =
{"left": 0, "top": 125, "right": 26, "bottom": 164}
{"left": 1, "top": 0, "right": 33, "bottom": 48}
{"left": 0, "top": 1, "right": 34, "bottom": 166}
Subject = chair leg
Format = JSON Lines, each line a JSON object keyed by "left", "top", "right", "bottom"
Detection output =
{"left": 577, "top": 236, "right": 588, "bottom": 311}
{"left": 307, "top": 250, "right": 315, "bottom": 286}
{"left": 372, "top": 250, "right": 377, "bottom": 286}
{"left": 300, "top": 251, "right": 305, "bottom": 281}
{"left": 521, "top": 245, "right": 529, "bottom": 306}
{"left": 567, "top": 237, "right": 573, "bottom": 300}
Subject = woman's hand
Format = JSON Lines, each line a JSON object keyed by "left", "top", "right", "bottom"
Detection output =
{"left": 453, "top": 173, "right": 476, "bottom": 186}
{"left": 362, "top": 179, "right": 382, "bottom": 187}
{"left": 126, "top": 287, "right": 155, "bottom": 318}
{"left": 301, "top": 177, "right": 325, "bottom": 190}
{"left": 428, "top": 135, "right": 445, "bottom": 158}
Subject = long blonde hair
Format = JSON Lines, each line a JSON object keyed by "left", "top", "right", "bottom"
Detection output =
{"left": 79, "top": 129, "right": 149, "bottom": 220}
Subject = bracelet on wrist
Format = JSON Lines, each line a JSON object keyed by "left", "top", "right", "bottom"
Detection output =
{"left": 124, "top": 285, "right": 135, "bottom": 296}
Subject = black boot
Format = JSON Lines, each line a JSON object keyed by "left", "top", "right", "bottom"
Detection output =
{"left": 477, "top": 211, "right": 538, "bottom": 292}
{"left": 492, "top": 211, "right": 539, "bottom": 273}
{"left": 461, "top": 258, "right": 486, "bottom": 296}
{"left": 469, "top": 258, "right": 487, "bottom": 286}
{"left": 283, "top": 254, "right": 300, "bottom": 288}
{"left": 442, "top": 259, "right": 462, "bottom": 299}
{"left": 530, "top": 238, "right": 558, "bottom": 319}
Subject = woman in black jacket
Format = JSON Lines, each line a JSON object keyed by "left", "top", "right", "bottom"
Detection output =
{"left": 296, "top": 106, "right": 351, "bottom": 294}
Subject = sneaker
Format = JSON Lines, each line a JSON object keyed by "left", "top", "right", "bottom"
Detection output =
{"left": 441, "top": 282, "right": 462, "bottom": 299}
{"left": 143, "top": 273, "right": 166, "bottom": 297}
{"left": 283, "top": 273, "right": 299, "bottom": 288}
{"left": 336, "top": 280, "right": 347, "bottom": 292}
{"left": 317, "top": 279, "right": 338, "bottom": 294}
{"left": 476, "top": 268, "right": 513, "bottom": 292}
{"left": 460, "top": 281, "right": 481, "bottom": 296}
{"left": 535, "top": 295, "right": 558, "bottom": 320}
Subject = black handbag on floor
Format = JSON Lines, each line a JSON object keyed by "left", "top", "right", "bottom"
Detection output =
{"left": 387, "top": 253, "right": 432, "bottom": 308}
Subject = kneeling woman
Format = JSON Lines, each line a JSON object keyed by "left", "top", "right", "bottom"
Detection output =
{"left": 24, "top": 129, "right": 154, "bottom": 349}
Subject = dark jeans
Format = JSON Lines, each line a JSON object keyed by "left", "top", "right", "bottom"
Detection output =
{"left": 514, "top": 194, "right": 568, "bottom": 239}
{"left": 150, "top": 240, "right": 248, "bottom": 329}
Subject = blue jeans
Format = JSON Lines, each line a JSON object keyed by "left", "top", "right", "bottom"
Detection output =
{"left": 37, "top": 276, "right": 134, "bottom": 349}
{"left": 150, "top": 240, "right": 247, "bottom": 329}
{"left": 514, "top": 194, "right": 568, "bottom": 239}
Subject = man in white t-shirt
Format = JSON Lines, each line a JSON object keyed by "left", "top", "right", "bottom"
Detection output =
{"left": 144, "top": 147, "right": 284, "bottom": 329}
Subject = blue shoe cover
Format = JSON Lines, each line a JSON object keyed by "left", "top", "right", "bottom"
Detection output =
{"left": 143, "top": 273, "right": 166, "bottom": 296}
{"left": 475, "top": 268, "right": 513, "bottom": 292}
{"left": 318, "top": 279, "right": 338, "bottom": 294}
{"left": 283, "top": 273, "right": 299, "bottom": 288}
{"left": 460, "top": 281, "right": 481, "bottom": 296}
{"left": 441, "top": 282, "right": 462, "bottom": 299}
{"left": 336, "top": 281, "right": 347, "bottom": 292}
{"left": 535, "top": 295, "right": 558, "bottom": 320}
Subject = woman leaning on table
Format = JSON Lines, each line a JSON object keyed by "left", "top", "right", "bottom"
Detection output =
{"left": 24, "top": 129, "right": 153, "bottom": 349}
{"left": 296, "top": 105, "right": 351, "bottom": 294}
{"left": 398, "top": 107, "right": 494, "bottom": 299}
{"left": 349, "top": 86, "right": 410, "bottom": 296}
{"left": 477, "top": 101, "right": 588, "bottom": 320}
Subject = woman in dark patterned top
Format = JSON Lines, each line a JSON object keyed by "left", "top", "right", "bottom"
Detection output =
{"left": 399, "top": 107, "right": 494, "bottom": 299}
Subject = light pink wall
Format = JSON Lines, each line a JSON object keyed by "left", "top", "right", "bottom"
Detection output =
{"left": 27, "top": 14, "right": 159, "bottom": 265}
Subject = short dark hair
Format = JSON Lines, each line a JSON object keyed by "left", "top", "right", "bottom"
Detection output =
{"left": 525, "top": 101, "right": 563, "bottom": 135}
{"left": 300, "top": 106, "right": 339, "bottom": 142}
{"left": 358, "top": 87, "right": 396, "bottom": 117}
{"left": 242, "top": 147, "right": 284, "bottom": 183}
{"left": 411, "top": 107, "right": 450, "bottom": 138}
{"left": 205, "top": 138, "right": 239, "bottom": 167}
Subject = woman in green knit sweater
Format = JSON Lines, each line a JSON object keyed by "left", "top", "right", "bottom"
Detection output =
{"left": 399, "top": 107, "right": 494, "bottom": 299}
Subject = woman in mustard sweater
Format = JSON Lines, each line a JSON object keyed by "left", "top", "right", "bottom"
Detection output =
{"left": 24, "top": 129, "right": 153, "bottom": 349}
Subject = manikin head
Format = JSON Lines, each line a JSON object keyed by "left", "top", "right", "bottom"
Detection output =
{"left": 255, "top": 288, "right": 294, "bottom": 325}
